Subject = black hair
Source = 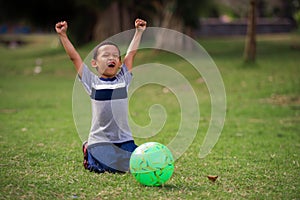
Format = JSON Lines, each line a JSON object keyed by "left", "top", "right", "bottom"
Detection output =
{"left": 93, "top": 41, "right": 121, "bottom": 60}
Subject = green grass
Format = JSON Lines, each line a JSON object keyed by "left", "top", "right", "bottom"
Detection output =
{"left": 0, "top": 33, "right": 299, "bottom": 199}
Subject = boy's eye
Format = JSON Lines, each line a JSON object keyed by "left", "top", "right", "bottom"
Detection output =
{"left": 102, "top": 54, "right": 119, "bottom": 58}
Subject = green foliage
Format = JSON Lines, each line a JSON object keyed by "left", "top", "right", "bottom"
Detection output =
{"left": 176, "top": 0, "right": 207, "bottom": 28}
{"left": 294, "top": 10, "right": 300, "bottom": 28}
{"left": 0, "top": 34, "right": 299, "bottom": 199}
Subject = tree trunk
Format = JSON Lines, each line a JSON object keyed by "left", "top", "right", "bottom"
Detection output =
{"left": 92, "top": 2, "right": 131, "bottom": 42}
{"left": 244, "top": 0, "right": 257, "bottom": 62}
{"left": 155, "top": 0, "right": 194, "bottom": 51}
{"left": 155, "top": 0, "right": 175, "bottom": 49}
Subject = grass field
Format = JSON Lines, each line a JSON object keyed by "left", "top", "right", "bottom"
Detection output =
{"left": 0, "top": 33, "right": 299, "bottom": 199}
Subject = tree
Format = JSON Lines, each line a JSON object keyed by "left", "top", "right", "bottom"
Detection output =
{"left": 72, "top": 0, "right": 208, "bottom": 45}
{"left": 74, "top": 0, "right": 134, "bottom": 43}
{"left": 0, "top": 0, "right": 208, "bottom": 46}
{"left": 145, "top": 0, "right": 208, "bottom": 50}
{"left": 244, "top": 0, "right": 257, "bottom": 62}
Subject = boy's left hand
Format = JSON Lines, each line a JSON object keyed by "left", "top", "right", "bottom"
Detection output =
{"left": 135, "top": 18, "right": 147, "bottom": 31}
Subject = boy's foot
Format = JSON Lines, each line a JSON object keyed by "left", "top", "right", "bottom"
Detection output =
{"left": 82, "top": 141, "right": 88, "bottom": 169}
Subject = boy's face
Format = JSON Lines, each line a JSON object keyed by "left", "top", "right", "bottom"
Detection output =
{"left": 91, "top": 45, "right": 121, "bottom": 78}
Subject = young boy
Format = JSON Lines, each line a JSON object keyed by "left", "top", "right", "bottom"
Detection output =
{"left": 55, "top": 18, "right": 147, "bottom": 173}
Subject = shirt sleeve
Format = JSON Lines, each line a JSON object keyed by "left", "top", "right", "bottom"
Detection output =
{"left": 79, "top": 64, "right": 96, "bottom": 95}
{"left": 119, "top": 64, "right": 132, "bottom": 85}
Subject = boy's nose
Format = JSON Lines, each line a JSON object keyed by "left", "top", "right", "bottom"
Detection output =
{"left": 108, "top": 55, "right": 115, "bottom": 60}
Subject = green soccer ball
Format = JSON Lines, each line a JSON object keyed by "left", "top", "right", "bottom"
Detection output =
{"left": 129, "top": 142, "right": 174, "bottom": 186}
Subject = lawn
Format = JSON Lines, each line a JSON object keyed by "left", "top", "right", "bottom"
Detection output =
{"left": 0, "top": 32, "right": 299, "bottom": 199}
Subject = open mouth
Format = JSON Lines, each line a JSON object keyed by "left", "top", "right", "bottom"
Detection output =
{"left": 107, "top": 62, "right": 116, "bottom": 68}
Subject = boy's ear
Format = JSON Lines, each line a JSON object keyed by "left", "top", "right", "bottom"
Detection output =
{"left": 91, "top": 59, "right": 97, "bottom": 68}
{"left": 118, "top": 59, "right": 122, "bottom": 69}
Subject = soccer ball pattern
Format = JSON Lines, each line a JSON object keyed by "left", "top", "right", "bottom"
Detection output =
{"left": 130, "top": 142, "right": 174, "bottom": 186}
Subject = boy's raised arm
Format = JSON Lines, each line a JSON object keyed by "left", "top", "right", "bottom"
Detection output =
{"left": 55, "top": 21, "right": 83, "bottom": 77}
{"left": 124, "top": 18, "right": 147, "bottom": 72}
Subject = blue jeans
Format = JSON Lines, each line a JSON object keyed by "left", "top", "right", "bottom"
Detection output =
{"left": 86, "top": 141, "right": 138, "bottom": 173}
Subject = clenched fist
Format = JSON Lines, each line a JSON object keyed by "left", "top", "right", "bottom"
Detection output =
{"left": 135, "top": 18, "right": 147, "bottom": 31}
{"left": 55, "top": 21, "right": 68, "bottom": 36}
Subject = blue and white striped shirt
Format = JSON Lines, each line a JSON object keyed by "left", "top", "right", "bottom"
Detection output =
{"left": 80, "top": 64, "right": 133, "bottom": 146}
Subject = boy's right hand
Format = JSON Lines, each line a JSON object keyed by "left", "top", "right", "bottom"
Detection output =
{"left": 55, "top": 21, "right": 68, "bottom": 36}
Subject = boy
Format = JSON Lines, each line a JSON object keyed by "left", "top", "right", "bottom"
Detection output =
{"left": 55, "top": 18, "right": 147, "bottom": 173}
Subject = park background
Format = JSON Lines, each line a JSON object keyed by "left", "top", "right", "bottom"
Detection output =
{"left": 0, "top": 0, "right": 300, "bottom": 199}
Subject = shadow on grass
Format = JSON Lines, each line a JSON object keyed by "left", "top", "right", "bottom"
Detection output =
{"left": 237, "top": 60, "right": 261, "bottom": 69}
{"left": 141, "top": 182, "right": 209, "bottom": 191}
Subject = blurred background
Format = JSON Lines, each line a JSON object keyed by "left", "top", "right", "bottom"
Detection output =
{"left": 0, "top": 0, "right": 299, "bottom": 46}
{"left": 1, "top": 1, "right": 300, "bottom": 198}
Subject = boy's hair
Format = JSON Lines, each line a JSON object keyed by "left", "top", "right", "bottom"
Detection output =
{"left": 93, "top": 41, "right": 121, "bottom": 60}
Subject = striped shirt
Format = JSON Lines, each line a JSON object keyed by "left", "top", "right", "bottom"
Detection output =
{"left": 80, "top": 64, "right": 133, "bottom": 146}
